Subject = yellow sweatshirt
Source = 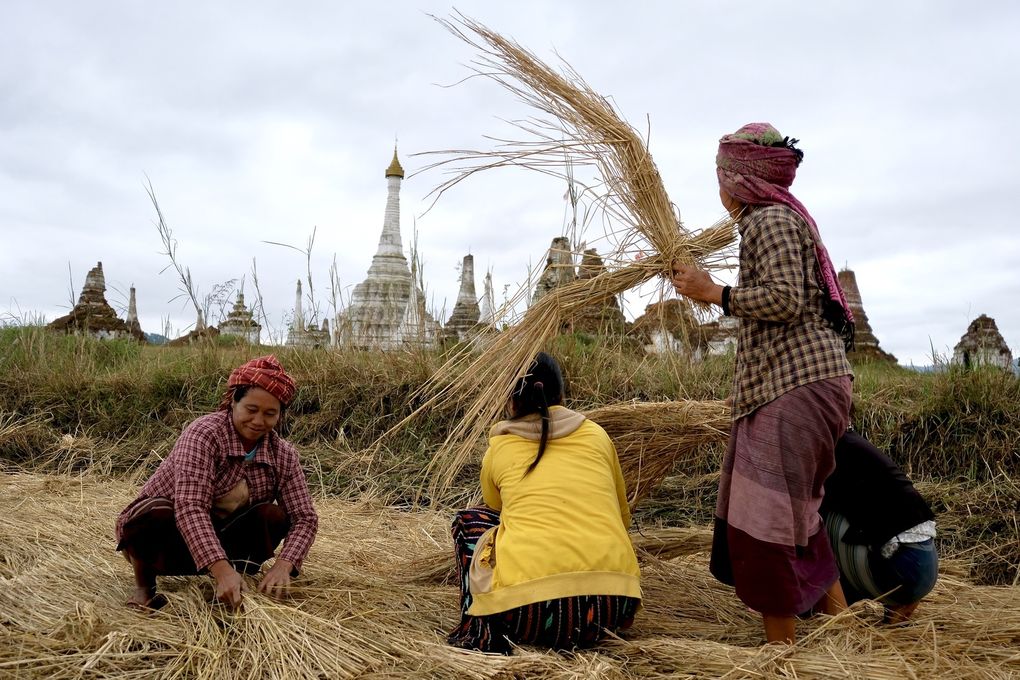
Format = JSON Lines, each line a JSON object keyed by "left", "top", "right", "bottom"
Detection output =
{"left": 468, "top": 406, "right": 642, "bottom": 616}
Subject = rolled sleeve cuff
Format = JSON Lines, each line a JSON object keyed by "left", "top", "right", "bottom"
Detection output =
{"left": 277, "top": 520, "right": 317, "bottom": 574}
{"left": 193, "top": 545, "right": 229, "bottom": 573}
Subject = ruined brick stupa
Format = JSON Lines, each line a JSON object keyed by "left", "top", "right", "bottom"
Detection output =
{"left": 338, "top": 148, "right": 439, "bottom": 348}
{"left": 699, "top": 315, "right": 739, "bottom": 356}
{"left": 572, "top": 248, "right": 626, "bottom": 335}
{"left": 48, "top": 262, "right": 145, "bottom": 341}
{"left": 838, "top": 269, "right": 896, "bottom": 362}
{"left": 443, "top": 254, "right": 482, "bottom": 342}
{"left": 630, "top": 299, "right": 703, "bottom": 355}
{"left": 218, "top": 292, "right": 261, "bottom": 344}
{"left": 531, "top": 236, "right": 575, "bottom": 305}
{"left": 952, "top": 314, "right": 1013, "bottom": 369}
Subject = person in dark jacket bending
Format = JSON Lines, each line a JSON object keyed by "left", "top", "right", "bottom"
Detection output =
{"left": 821, "top": 429, "right": 938, "bottom": 623}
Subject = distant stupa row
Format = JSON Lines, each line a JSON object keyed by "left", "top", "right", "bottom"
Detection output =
{"left": 44, "top": 149, "right": 1012, "bottom": 367}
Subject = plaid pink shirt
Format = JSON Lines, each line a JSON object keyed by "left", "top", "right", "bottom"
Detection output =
{"left": 728, "top": 204, "right": 853, "bottom": 420}
{"left": 116, "top": 410, "right": 318, "bottom": 571}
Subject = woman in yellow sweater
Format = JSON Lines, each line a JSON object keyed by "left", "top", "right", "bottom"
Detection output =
{"left": 447, "top": 352, "right": 641, "bottom": 654}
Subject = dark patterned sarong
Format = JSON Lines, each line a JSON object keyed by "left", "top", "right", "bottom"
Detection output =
{"left": 447, "top": 508, "right": 639, "bottom": 654}
{"left": 117, "top": 497, "right": 290, "bottom": 575}
{"left": 710, "top": 376, "right": 851, "bottom": 616}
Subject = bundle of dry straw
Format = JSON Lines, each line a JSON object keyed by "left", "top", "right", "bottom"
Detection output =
{"left": 585, "top": 399, "right": 731, "bottom": 508}
{"left": 383, "top": 14, "right": 736, "bottom": 502}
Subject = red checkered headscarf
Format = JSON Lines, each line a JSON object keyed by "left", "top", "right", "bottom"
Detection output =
{"left": 221, "top": 355, "right": 297, "bottom": 408}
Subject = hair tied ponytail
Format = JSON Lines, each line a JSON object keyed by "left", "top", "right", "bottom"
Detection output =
{"left": 534, "top": 381, "right": 544, "bottom": 391}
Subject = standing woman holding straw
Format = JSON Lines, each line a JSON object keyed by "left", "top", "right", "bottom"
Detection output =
{"left": 671, "top": 123, "right": 855, "bottom": 644}
{"left": 447, "top": 352, "right": 641, "bottom": 654}
{"left": 116, "top": 355, "right": 318, "bottom": 610}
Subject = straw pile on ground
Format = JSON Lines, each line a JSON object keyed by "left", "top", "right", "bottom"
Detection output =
{"left": 383, "top": 14, "right": 736, "bottom": 502}
{"left": 585, "top": 400, "right": 731, "bottom": 508}
{"left": 3, "top": 472, "right": 1018, "bottom": 679}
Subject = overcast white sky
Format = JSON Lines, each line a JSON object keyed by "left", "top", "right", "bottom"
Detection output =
{"left": 2, "top": 1, "right": 1018, "bottom": 365}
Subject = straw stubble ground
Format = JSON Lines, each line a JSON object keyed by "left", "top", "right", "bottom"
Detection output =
{"left": 2, "top": 473, "right": 1018, "bottom": 679}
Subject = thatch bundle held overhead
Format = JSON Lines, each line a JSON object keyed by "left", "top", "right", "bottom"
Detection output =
{"left": 3, "top": 472, "right": 1019, "bottom": 679}
{"left": 383, "top": 14, "right": 736, "bottom": 501}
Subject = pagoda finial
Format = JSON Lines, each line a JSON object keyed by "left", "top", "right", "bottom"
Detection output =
{"left": 385, "top": 143, "right": 404, "bottom": 179}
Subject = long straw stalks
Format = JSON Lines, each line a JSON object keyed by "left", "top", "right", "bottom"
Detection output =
{"left": 382, "top": 14, "right": 736, "bottom": 502}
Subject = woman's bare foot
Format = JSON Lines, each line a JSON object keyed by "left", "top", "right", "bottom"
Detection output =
{"left": 126, "top": 587, "right": 167, "bottom": 610}
{"left": 126, "top": 555, "right": 165, "bottom": 609}
{"left": 884, "top": 602, "right": 919, "bottom": 624}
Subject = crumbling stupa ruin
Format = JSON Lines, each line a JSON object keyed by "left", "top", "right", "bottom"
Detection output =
{"left": 442, "top": 254, "right": 482, "bottom": 342}
{"left": 699, "top": 315, "right": 739, "bottom": 356}
{"left": 47, "top": 262, "right": 145, "bottom": 342}
{"left": 572, "top": 248, "right": 627, "bottom": 335}
{"left": 952, "top": 314, "right": 1013, "bottom": 370}
{"left": 531, "top": 236, "right": 575, "bottom": 305}
{"left": 530, "top": 239, "right": 626, "bottom": 335}
{"left": 338, "top": 148, "right": 439, "bottom": 349}
{"left": 630, "top": 299, "right": 703, "bottom": 355}
{"left": 838, "top": 269, "right": 896, "bottom": 362}
{"left": 218, "top": 292, "right": 261, "bottom": 344}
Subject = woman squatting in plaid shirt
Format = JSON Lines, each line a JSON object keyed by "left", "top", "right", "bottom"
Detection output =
{"left": 671, "top": 123, "right": 855, "bottom": 644}
{"left": 116, "top": 355, "right": 318, "bottom": 610}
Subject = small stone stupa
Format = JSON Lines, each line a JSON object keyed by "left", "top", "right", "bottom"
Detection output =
{"left": 168, "top": 308, "right": 220, "bottom": 346}
{"left": 218, "top": 292, "right": 261, "bottom": 344}
{"left": 125, "top": 286, "right": 145, "bottom": 341}
{"left": 286, "top": 280, "right": 329, "bottom": 349}
{"left": 571, "top": 248, "right": 626, "bottom": 335}
{"left": 443, "top": 255, "right": 482, "bottom": 342}
{"left": 479, "top": 271, "right": 497, "bottom": 330}
{"left": 838, "top": 269, "right": 896, "bottom": 362}
{"left": 48, "top": 262, "right": 144, "bottom": 341}
{"left": 952, "top": 314, "right": 1013, "bottom": 369}
{"left": 338, "top": 147, "right": 439, "bottom": 348}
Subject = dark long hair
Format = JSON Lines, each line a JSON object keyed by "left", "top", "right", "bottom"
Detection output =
{"left": 511, "top": 352, "right": 565, "bottom": 476}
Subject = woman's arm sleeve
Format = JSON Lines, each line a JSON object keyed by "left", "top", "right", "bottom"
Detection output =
{"left": 480, "top": 446, "right": 502, "bottom": 511}
{"left": 728, "top": 211, "right": 806, "bottom": 322}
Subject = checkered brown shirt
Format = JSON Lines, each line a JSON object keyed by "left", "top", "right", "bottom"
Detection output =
{"left": 727, "top": 204, "right": 853, "bottom": 420}
{"left": 116, "top": 410, "right": 318, "bottom": 571}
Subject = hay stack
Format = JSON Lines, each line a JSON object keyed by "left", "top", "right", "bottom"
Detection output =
{"left": 382, "top": 14, "right": 736, "bottom": 502}
{"left": 585, "top": 400, "right": 731, "bottom": 508}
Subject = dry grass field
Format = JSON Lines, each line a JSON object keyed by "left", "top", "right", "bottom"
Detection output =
{"left": 2, "top": 472, "right": 1018, "bottom": 679}
{"left": 1, "top": 332, "right": 1017, "bottom": 677}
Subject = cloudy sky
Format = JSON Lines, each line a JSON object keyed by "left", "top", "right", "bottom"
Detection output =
{"left": 3, "top": 1, "right": 1017, "bottom": 365}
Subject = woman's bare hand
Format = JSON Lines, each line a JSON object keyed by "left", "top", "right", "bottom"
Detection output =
{"left": 258, "top": 558, "right": 294, "bottom": 598}
{"left": 671, "top": 263, "right": 723, "bottom": 306}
